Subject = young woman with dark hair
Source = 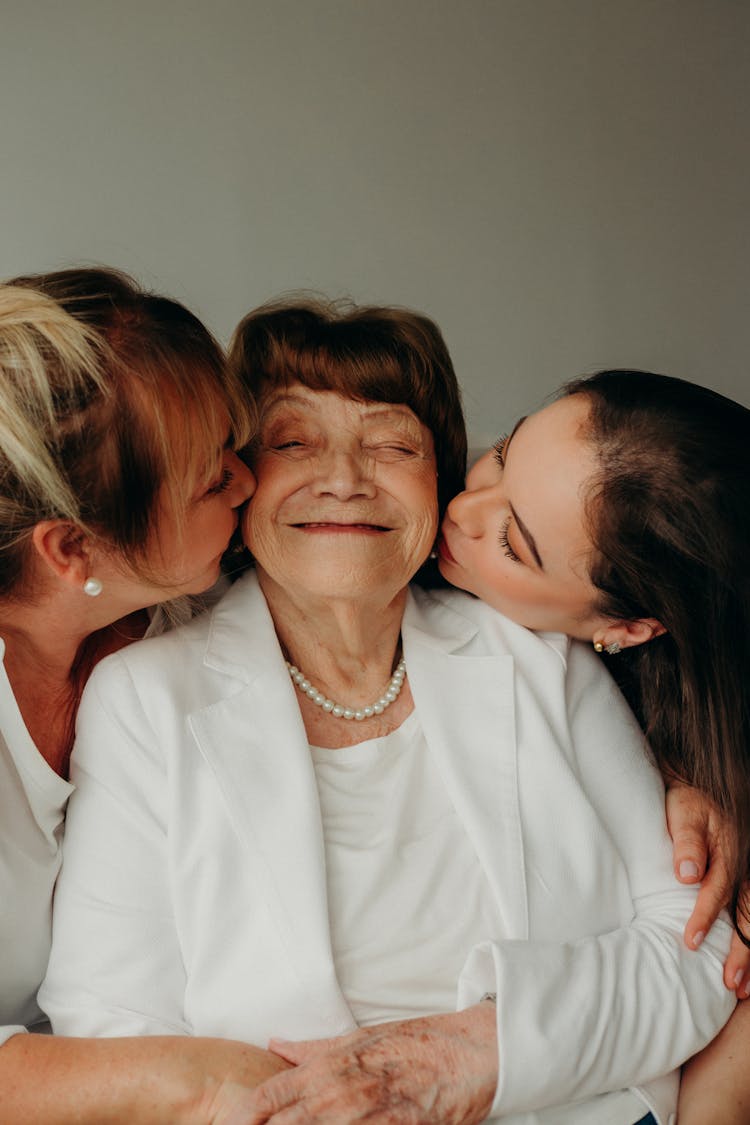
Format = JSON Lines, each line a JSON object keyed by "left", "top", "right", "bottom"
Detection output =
{"left": 437, "top": 368, "right": 750, "bottom": 1123}
{"left": 563, "top": 371, "right": 749, "bottom": 930}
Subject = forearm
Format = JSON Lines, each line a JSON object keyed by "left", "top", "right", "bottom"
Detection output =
{"left": 679, "top": 1002, "right": 750, "bottom": 1125}
{"left": 458, "top": 906, "right": 735, "bottom": 1116}
{"left": 241, "top": 1002, "right": 499, "bottom": 1125}
{"left": 0, "top": 1033, "right": 288, "bottom": 1125}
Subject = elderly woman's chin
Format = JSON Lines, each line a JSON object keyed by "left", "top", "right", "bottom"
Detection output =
{"left": 248, "top": 528, "right": 435, "bottom": 605}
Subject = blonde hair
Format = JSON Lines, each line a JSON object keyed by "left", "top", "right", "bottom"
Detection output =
{"left": 0, "top": 267, "right": 255, "bottom": 599}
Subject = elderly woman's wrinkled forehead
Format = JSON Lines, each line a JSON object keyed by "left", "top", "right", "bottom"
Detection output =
{"left": 255, "top": 384, "right": 436, "bottom": 462}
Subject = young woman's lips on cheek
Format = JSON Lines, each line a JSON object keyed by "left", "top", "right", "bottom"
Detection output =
{"left": 437, "top": 534, "right": 457, "bottom": 565}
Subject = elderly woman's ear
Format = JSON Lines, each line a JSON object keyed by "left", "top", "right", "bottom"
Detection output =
{"left": 30, "top": 521, "right": 97, "bottom": 591}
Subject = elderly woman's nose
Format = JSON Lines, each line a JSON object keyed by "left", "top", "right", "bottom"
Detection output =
{"left": 312, "top": 447, "right": 377, "bottom": 498}
{"left": 225, "top": 451, "right": 256, "bottom": 504}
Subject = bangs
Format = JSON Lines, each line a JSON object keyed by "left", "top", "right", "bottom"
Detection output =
{"left": 248, "top": 315, "right": 429, "bottom": 419}
{"left": 277, "top": 345, "right": 417, "bottom": 409}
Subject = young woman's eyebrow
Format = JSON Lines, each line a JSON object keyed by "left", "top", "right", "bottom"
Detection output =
{"left": 509, "top": 502, "right": 543, "bottom": 569}
{"left": 502, "top": 415, "right": 527, "bottom": 458}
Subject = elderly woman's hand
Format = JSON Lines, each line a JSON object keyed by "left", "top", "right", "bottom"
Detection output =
{"left": 222, "top": 1004, "right": 498, "bottom": 1125}
{"left": 666, "top": 782, "right": 750, "bottom": 997}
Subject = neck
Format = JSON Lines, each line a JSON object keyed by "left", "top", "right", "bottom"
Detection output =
{"left": 0, "top": 601, "right": 97, "bottom": 683}
{"left": 0, "top": 592, "right": 150, "bottom": 775}
{"left": 257, "top": 568, "right": 407, "bottom": 698}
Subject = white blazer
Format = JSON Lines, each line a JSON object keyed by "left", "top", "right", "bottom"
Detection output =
{"left": 41, "top": 573, "right": 734, "bottom": 1124}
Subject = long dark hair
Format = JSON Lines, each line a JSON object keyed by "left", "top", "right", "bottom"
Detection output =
{"left": 566, "top": 369, "right": 750, "bottom": 937}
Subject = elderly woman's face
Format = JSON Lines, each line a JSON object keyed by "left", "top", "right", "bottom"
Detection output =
{"left": 243, "top": 384, "right": 438, "bottom": 601}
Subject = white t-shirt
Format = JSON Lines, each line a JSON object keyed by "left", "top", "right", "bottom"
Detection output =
{"left": 311, "top": 712, "right": 649, "bottom": 1125}
{"left": 0, "top": 637, "right": 73, "bottom": 1043}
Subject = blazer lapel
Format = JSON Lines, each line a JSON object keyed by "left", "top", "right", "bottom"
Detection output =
{"left": 187, "top": 575, "right": 355, "bottom": 1032}
{"left": 185, "top": 577, "right": 528, "bottom": 1027}
{"left": 403, "top": 591, "right": 529, "bottom": 939}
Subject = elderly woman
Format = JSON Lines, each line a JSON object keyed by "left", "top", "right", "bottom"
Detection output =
{"left": 42, "top": 299, "right": 733, "bottom": 1125}
{"left": 0, "top": 268, "right": 288, "bottom": 1123}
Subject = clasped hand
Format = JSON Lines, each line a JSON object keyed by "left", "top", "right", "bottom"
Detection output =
{"left": 212, "top": 1005, "right": 498, "bottom": 1125}
{"left": 667, "top": 783, "right": 750, "bottom": 996}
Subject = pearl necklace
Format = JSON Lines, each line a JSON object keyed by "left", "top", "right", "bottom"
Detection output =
{"left": 286, "top": 657, "right": 406, "bottom": 721}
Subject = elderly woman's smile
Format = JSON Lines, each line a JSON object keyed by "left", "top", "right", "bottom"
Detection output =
{"left": 243, "top": 384, "right": 439, "bottom": 601}
{"left": 292, "top": 522, "right": 392, "bottom": 532}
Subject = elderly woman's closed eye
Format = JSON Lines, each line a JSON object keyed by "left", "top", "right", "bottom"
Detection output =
{"left": 42, "top": 298, "right": 733, "bottom": 1125}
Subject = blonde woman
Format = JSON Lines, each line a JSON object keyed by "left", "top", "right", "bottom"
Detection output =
{"left": 0, "top": 269, "right": 286, "bottom": 1123}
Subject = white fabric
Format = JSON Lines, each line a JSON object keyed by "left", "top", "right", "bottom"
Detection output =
{"left": 312, "top": 716, "right": 645, "bottom": 1125}
{"left": 0, "top": 636, "right": 74, "bottom": 1042}
{"left": 311, "top": 712, "right": 505, "bottom": 1026}
{"left": 0, "top": 591, "right": 201, "bottom": 1045}
{"left": 41, "top": 573, "right": 735, "bottom": 1125}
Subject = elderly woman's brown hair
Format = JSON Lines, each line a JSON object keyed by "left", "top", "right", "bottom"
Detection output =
{"left": 229, "top": 296, "right": 467, "bottom": 534}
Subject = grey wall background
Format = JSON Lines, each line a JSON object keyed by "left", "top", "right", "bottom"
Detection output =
{"left": 2, "top": 0, "right": 748, "bottom": 448}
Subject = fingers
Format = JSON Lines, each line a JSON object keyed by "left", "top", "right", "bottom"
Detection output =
{"left": 724, "top": 928, "right": 750, "bottom": 998}
{"left": 247, "top": 1108, "right": 312, "bottom": 1125}
{"left": 683, "top": 864, "right": 731, "bottom": 951}
{"left": 231, "top": 1070, "right": 306, "bottom": 1125}
{"left": 666, "top": 787, "right": 735, "bottom": 952}
{"left": 268, "top": 1038, "right": 327, "bottom": 1065}
{"left": 209, "top": 1081, "right": 275, "bottom": 1125}
{"left": 666, "top": 785, "right": 710, "bottom": 883}
{"left": 230, "top": 1011, "right": 498, "bottom": 1125}
{"left": 231, "top": 1060, "right": 372, "bottom": 1125}
{"left": 724, "top": 886, "right": 750, "bottom": 997}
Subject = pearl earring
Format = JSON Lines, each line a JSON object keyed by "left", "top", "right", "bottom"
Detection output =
{"left": 83, "top": 577, "right": 103, "bottom": 597}
{"left": 593, "top": 641, "right": 604, "bottom": 653}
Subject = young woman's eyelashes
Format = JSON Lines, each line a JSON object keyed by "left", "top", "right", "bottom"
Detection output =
{"left": 498, "top": 515, "right": 521, "bottom": 563}
{"left": 489, "top": 436, "right": 521, "bottom": 562}
{"left": 493, "top": 433, "right": 509, "bottom": 469}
